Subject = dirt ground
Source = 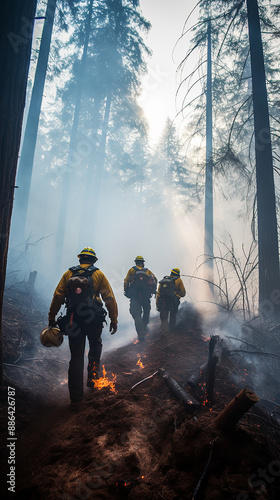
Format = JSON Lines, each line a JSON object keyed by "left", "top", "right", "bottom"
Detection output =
{"left": 1, "top": 304, "right": 280, "bottom": 500}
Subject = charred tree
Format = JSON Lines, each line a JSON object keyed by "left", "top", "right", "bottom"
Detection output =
{"left": 214, "top": 387, "right": 259, "bottom": 430}
{"left": 14, "top": 0, "right": 57, "bottom": 234}
{"left": 162, "top": 369, "right": 201, "bottom": 412}
{"left": 246, "top": 0, "right": 280, "bottom": 309}
{"left": 0, "top": 0, "right": 37, "bottom": 386}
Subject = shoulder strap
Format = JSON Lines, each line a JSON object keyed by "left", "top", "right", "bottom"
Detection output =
{"left": 68, "top": 265, "right": 99, "bottom": 293}
{"left": 69, "top": 265, "right": 99, "bottom": 276}
{"left": 69, "top": 265, "right": 82, "bottom": 273}
{"left": 133, "top": 266, "right": 148, "bottom": 273}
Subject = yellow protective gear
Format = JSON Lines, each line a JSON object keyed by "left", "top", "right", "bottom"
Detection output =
{"left": 40, "top": 326, "right": 63, "bottom": 347}
{"left": 124, "top": 266, "right": 156, "bottom": 290}
{"left": 156, "top": 276, "right": 186, "bottom": 306}
{"left": 77, "top": 247, "right": 98, "bottom": 260}
{"left": 171, "top": 268, "right": 180, "bottom": 277}
{"left": 49, "top": 264, "right": 118, "bottom": 324}
{"left": 134, "top": 256, "right": 145, "bottom": 262}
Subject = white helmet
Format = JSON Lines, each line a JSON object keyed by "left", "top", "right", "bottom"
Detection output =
{"left": 40, "top": 327, "right": 63, "bottom": 347}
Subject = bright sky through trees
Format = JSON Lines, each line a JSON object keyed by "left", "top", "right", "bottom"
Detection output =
{"left": 139, "top": 0, "right": 197, "bottom": 145}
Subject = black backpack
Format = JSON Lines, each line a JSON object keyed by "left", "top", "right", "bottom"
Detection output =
{"left": 159, "top": 276, "right": 177, "bottom": 298}
{"left": 132, "top": 266, "right": 156, "bottom": 292}
{"left": 125, "top": 267, "right": 157, "bottom": 298}
{"left": 58, "top": 266, "right": 106, "bottom": 334}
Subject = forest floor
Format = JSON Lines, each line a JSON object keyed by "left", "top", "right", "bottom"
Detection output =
{"left": 1, "top": 295, "right": 280, "bottom": 500}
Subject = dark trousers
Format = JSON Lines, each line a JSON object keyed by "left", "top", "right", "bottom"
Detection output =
{"left": 159, "top": 296, "right": 180, "bottom": 330}
{"left": 129, "top": 293, "right": 151, "bottom": 339}
{"left": 68, "top": 324, "right": 103, "bottom": 402}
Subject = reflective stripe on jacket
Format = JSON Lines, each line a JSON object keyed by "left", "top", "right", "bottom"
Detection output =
{"left": 49, "top": 263, "right": 118, "bottom": 324}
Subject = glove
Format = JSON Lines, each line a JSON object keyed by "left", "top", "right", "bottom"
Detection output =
{"left": 109, "top": 322, "right": 117, "bottom": 335}
{"left": 48, "top": 319, "right": 57, "bottom": 327}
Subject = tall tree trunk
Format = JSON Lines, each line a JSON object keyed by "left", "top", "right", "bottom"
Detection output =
{"left": 14, "top": 0, "right": 57, "bottom": 234}
{"left": 92, "top": 90, "right": 112, "bottom": 222}
{"left": 246, "top": 0, "right": 280, "bottom": 309}
{"left": 0, "top": 0, "right": 37, "bottom": 386}
{"left": 204, "top": 21, "right": 214, "bottom": 283}
{"left": 79, "top": 93, "right": 103, "bottom": 242}
{"left": 55, "top": 0, "right": 94, "bottom": 273}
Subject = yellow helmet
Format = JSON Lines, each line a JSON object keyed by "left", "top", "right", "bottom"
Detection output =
{"left": 77, "top": 247, "right": 98, "bottom": 260}
{"left": 171, "top": 268, "right": 180, "bottom": 277}
{"left": 40, "top": 327, "right": 63, "bottom": 348}
{"left": 135, "top": 255, "right": 145, "bottom": 262}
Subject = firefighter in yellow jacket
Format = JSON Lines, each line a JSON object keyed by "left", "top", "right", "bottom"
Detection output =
{"left": 124, "top": 256, "right": 157, "bottom": 341}
{"left": 48, "top": 247, "right": 118, "bottom": 403}
{"left": 156, "top": 268, "right": 186, "bottom": 331}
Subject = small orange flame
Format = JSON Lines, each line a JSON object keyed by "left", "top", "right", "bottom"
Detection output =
{"left": 136, "top": 354, "right": 145, "bottom": 369}
{"left": 93, "top": 365, "right": 117, "bottom": 393}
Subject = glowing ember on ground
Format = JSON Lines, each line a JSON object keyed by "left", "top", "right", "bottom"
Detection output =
{"left": 93, "top": 365, "right": 117, "bottom": 392}
{"left": 136, "top": 354, "right": 145, "bottom": 369}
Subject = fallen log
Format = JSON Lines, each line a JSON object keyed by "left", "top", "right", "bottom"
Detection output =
{"left": 214, "top": 387, "right": 259, "bottom": 431}
{"left": 187, "top": 361, "right": 208, "bottom": 389}
{"left": 161, "top": 369, "right": 200, "bottom": 412}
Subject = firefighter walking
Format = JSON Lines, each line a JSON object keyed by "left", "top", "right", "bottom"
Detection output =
{"left": 156, "top": 268, "right": 186, "bottom": 333}
{"left": 124, "top": 256, "right": 157, "bottom": 341}
{"left": 48, "top": 247, "right": 118, "bottom": 404}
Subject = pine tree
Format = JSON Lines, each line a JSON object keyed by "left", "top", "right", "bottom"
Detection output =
{"left": 178, "top": 0, "right": 280, "bottom": 309}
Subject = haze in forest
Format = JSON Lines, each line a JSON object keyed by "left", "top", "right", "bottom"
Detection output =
{"left": 3, "top": 0, "right": 280, "bottom": 355}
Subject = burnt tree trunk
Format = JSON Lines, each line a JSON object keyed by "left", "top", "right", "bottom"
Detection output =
{"left": 162, "top": 370, "right": 200, "bottom": 412}
{"left": 0, "top": 0, "right": 37, "bottom": 386}
{"left": 246, "top": 0, "right": 280, "bottom": 309}
{"left": 214, "top": 387, "right": 259, "bottom": 430}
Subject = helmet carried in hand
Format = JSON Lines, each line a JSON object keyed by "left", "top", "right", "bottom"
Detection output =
{"left": 40, "top": 326, "right": 64, "bottom": 347}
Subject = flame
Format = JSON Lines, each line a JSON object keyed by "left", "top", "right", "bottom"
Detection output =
{"left": 93, "top": 365, "right": 117, "bottom": 393}
{"left": 136, "top": 354, "right": 145, "bottom": 369}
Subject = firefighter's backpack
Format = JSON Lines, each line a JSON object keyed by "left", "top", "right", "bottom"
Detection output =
{"left": 159, "top": 275, "right": 177, "bottom": 298}
{"left": 57, "top": 265, "right": 106, "bottom": 334}
{"left": 125, "top": 267, "right": 157, "bottom": 297}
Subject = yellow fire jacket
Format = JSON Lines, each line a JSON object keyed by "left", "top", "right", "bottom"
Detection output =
{"left": 156, "top": 276, "right": 186, "bottom": 306}
{"left": 49, "top": 264, "right": 118, "bottom": 324}
{"left": 124, "top": 265, "right": 157, "bottom": 290}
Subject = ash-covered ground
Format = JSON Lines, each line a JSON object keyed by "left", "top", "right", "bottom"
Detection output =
{"left": 1, "top": 296, "right": 280, "bottom": 500}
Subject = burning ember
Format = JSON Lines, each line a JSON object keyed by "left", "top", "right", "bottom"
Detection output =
{"left": 93, "top": 365, "right": 117, "bottom": 393}
{"left": 136, "top": 354, "right": 145, "bottom": 369}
